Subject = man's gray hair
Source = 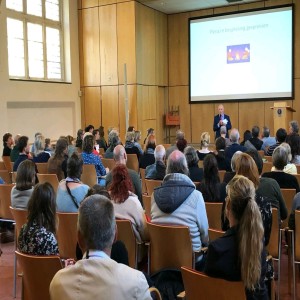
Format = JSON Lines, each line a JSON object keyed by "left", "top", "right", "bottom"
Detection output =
{"left": 166, "top": 150, "right": 189, "bottom": 176}
{"left": 290, "top": 120, "right": 299, "bottom": 134}
{"left": 78, "top": 195, "right": 116, "bottom": 251}
{"left": 108, "top": 129, "right": 119, "bottom": 145}
{"left": 125, "top": 131, "right": 135, "bottom": 142}
{"left": 176, "top": 130, "right": 185, "bottom": 140}
{"left": 113, "top": 145, "right": 126, "bottom": 162}
{"left": 230, "top": 128, "right": 240, "bottom": 143}
{"left": 272, "top": 146, "right": 288, "bottom": 170}
{"left": 220, "top": 126, "right": 227, "bottom": 135}
{"left": 262, "top": 126, "right": 270, "bottom": 138}
{"left": 154, "top": 145, "right": 165, "bottom": 161}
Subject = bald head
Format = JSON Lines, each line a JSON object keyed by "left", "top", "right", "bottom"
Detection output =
{"left": 230, "top": 128, "right": 240, "bottom": 143}
{"left": 154, "top": 145, "right": 166, "bottom": 161}
{"left": 113, "top": 145, "right": 127, "bottom": 164}
{"left": 218, "top": 104, "right": 224, "bottom": 115}
{"left": 166, "top": 150, "right": 189, "bottom": 175}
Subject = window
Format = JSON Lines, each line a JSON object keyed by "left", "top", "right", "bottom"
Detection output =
{"left": 6, "top": 0, "right": 64, "bottom": 81}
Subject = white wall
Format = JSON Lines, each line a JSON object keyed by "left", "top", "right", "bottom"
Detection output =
{"left": 0, "top": 1, "right": 81, "bottom": 154}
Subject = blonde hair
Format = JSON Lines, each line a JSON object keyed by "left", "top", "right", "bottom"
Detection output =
{"left": 227, "top": 175, "right": 264, "bottom": 290}
{"left": 200, "top": 132, "right": 210, "bottom": 148}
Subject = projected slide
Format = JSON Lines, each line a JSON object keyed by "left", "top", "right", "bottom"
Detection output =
{"left": 189, "top": 5, "right": 293, "bottom": 102}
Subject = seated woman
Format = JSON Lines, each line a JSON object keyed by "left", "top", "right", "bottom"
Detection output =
{"left": 139, "top": 134, "right": 156, "bottom": 169}
{"left": 124, "top": 131, "right": 140, "bottom": 160}
{"left": 197, "top": 154, "right": 222, "bottom": 202}
{"left": 108, "top": 164, "right": 148, "bottom": 243}
{"left": 18, "top": 182, "right": 59, "bottom": 255}
{"left": 105, "top": 129, "right": 120, "bottom": 159}
{"left": 262, "top": 146, "right": 300, "bottom": 193}
{"left": 2, "top": 132, "right": 13, "bottom": 156}
{"left": 75, "top": 129, "right": 84, "bottom": 151}
{"left": 205, "top": 175, "right": 268, "bottom": 300}
{"left": 11, "top": 160, "right": 36, "bottom": 209}
{"left": 271, "top": 142, "right": 296, "bottom": 174}
{"left": 213, "top": 137, "right": 231, "bottom": 171}
{"left": 197, "top": 132, "right": 211, "bottom": 160}
{"left": 47, "top": 138, "right": 69, "bottom": 181}
{"left": 134, "top": 130, "right": 144, "bottom": 155}
{"left": 32, "top": 135, "right": 51, "bottom": 163}
{"left": 184, "top": 146, "right": 203, "bottom": 182}
{"left": 290, "top": 135, "right": 300, "bottom": 165}
{"left": 56, "top": 153, "right": 89, "bottom": 212}
{"left": 96, "top": 126, "right": 108, "bottom": 151}
{"left": 81, "top": 135, "right": 108, "bottom": 185}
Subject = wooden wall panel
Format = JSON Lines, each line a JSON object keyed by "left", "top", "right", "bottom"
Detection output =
{"left": 99, "top": 4, "right": 118, "bottom": 85}
{"left": 101, "top": 86, "right": 119, "bottom": 131}
{"left": 84, "top": 87, "right": 101, "bottom": 127}
{"left": 82, "top": 0, "right": 99, "bottom": 9}
{"left": 80, "top": 87, "right": 86, "bottom": 129}
{"left": 213, "top": 4, "right": 238, "bottom": 14}
{"left": 168, "top": 13, "right": 189, "bottom": 86}
{"left": 155, "top": 11, "right": 168, "bottom": 86}
{"left": 99, "top": 0, "right": 117, "bottom": 5}
{"left": 78, "top": 9, "right": 84, "bottom": 86}
{"left": 82, "top": 7, "right": 100, "bottom": 86}
{"left": 136, "top": 3, "right": 156, "bottom": 85}
{"left": 265, "top": 0, "right": 292, "bottom": 7}
{"left": 157, "top": 87, "right": 167, "bottom": 144}
{"left": 117, "top": 2, "right": 136, "bottom": 84}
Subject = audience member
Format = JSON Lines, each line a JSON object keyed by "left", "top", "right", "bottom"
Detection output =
{"left": 271, "top": 142, "right": 296, "bottom": 174}
{"left": 30, "top": 132, "right": 42, "bottom": 156}
{"left": 289, "top": 135, "right": 300, "bottom": 165}
{"left": 134, "top": 130, "right": 143, "bottom": 155}
{"left": 18, "top": 183, "right": 59, "bottom": 255}
{"left": 32, "top": 135, "right": 51, "bottom": 163}
{"left": 105, "top": 129, "right": 120, "bottom": 159}
{"left": 213, "top": 137, "right": 231, "bottom": 171}
{"left": 75, "top": 129, "right": 84, "bottom": 149}
{"left": 223, "top": 150, "right": 242, "bottom": 183}
{"left": 13, "top": 136, "right": 31, "bottom": 172}
{"left": 248, "top": 126, "right": 263, "bottom": 150}
{"left": 10, "top": 134, "right": 21, "bottom": 162}
{"left": 96, "top": 126, "right": 107, "bottom": 151}
{"left": 165, "top": 129, "right": 185, "bottom": 159}
{"left": 205, "top": 175, "right": 268, "bottom": 299}
{"left": 139, "top": 134, "right": 156, "bottom": 169}
{"left": 197, "top": 132, "right": 211, "bottom": 160}
{"left": 106, "top": 145, "right": 142, "bottom": 204}
{"left": 240, "top": 130, "right": 251, "bottom": 147}
{"left": 177, "top": 138, "right": 187, "bottom": 153}
{"left": 225, "top": 129, "right": 246, "bottom": 162}
{"left": 50, "top": 195, "right": 150, "bottom": 299}
{"left": 124, "top": 131, "right": 140, "bottom": 160}
{"left": 151, "top": 150, "right": 208, "bottom": 270}
{"left": 261, "top": 126, "right": 276, "bottom": 154}
{"left": 286, "top": 120, "right": 299, "bottom": 144}
{"left": 265, "top": 128, "right": 287, "bottom": 156}
{"left": 143, "top": 128, "right": 154, "bottom": 144}
{"left": 66, "top": 135, "right": 76, "bottom": 157}
{"left": 85, "top": 125, "right": 94, "bottom": 133}
{"left": 109, "top": 165, "right": 148, "bottom": 242}
{"left": 11, "top": 160, "right": 35, "bottom": 209}
{"left": 220, "top": 125, "right": 231, "bottom": 147}
{"left": 262, "top": 146, "right": 299, "bottom": 193}
{"left": 56, "top": 153, "right": 89, "bottom": 212}
{"left": 127, "top": 126, "right": 135, "bottom": 132}
{"left": 184, "top": 146, "right": 203, "bottom": 182}
{"left": 145, "top": 145, "right": 166, "bottom": 180}
{"left": 2, "top": 132, "right": 13, "bottom": 156}
{"left": 198, "top": 154, "right": 222, "bottom": 202}
{"left": 47, "top": 138, "right": 68, "bottom": 181}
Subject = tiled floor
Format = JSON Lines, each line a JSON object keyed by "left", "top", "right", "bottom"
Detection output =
{"left": 0, "top": 241, "right": 299, "bottom": 299}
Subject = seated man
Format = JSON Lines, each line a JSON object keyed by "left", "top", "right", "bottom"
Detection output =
{"left": 145, "top": 145, "right": 166, "bottom": 180}
{"left": 265, "top": 128, "right": 287, "bottom": 156}
{"left": 151, "top": 150, "right": 208, "bottom": 269}
{"left": 50, "top": 195, "right": 151, "bottom": 299}
{"left": 224, "top": 128, "right": 247, "bottom": 162}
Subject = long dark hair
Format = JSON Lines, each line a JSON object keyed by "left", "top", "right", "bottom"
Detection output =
{"left": 16, "top": 160, "right": 36, "bottom": 191}
{"left": 26, "top": 183, "right": 56, "bottom": 234}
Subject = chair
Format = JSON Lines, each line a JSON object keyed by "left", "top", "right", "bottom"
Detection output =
{"left": 101, "top": 158, "right": 115, "bottom": 170}
{"left": 36, "top": 174, "right": 59, "bottom": 192}
{"left": 2, "top": 155, "right": 13, "bottom": 173}
{"left": 142, "top": 194, "right": 151, "bottom": 220}
{"left": 258, "top": 150, "right": 265, "bottom": 158}
{"left": 208, "top": 228, "right": 225, "bottom": 242}
{"left": 296, "top": 165, "right": 300, "bottom": 174}
{"left": 291, "top": 210, "right": 300, "bottom": 300}
{"left": 15, "top": 251, "right": 62, "bottom": 300}
{"left": 294, "top": 174, "right": 300, "bottom": 187}
{"left": 267, "top": 208, "right": 282, "bottom": 298}
{"left": 181, "top": 266, "right": 246, "bottom": 300}
{"left": 0, "top": 184, "right": 15, "bottom": 221}
{"left": 126, "top": 154, "right": 139, "bottom": 173}
{"left": 0, "top": 170, "right": 12, "bottom": 183}
{"left": 218, "top": 170, "right": 226, "bottom": 183}
{"left": 162, "top": 144, "right": 171, "bottom": 150}
{"left": 35, "top": 163, "right": 48, "bottom": 174}
{"left": 12, "top": 171, "right": 17, "bottom": 183}
{"left": 140, "top": 168, "right": 147, "bottom": 194}
{"left": 264, "top": 156, "right": 273, "bottom": 162}
{"left": 81, "top": 164, "right": 97, "bottom": 187}
{"left": 0, "top": 161, "right": 6, "bottom": 170}
{"left": 149, "top": 287, "right": 162, "bottom": 300}
{"left": 280, "top": 188, "right": 296, "bottom": 228}
{"left": 99, "top": 147, "right": 105, "bottom": 155}
{"left": 262, "top": 162, "right": 273, "bottom": 174}
{"left": 56, "top": 212, "right": 78, "bottom": 259}
{"left": 198, "top": 160, "right": 204, "bottom": 168}
{"left": 145, "top": 179, "right": 162, "bottom": 196}
{"left": 205, "top": 202, "right": 223, "bottom": 230}
{"left": 147, "top": 222, "right": 194, "bottom": 275}
{"left": 116, "top": 219, "right": 142, "bottom": 269}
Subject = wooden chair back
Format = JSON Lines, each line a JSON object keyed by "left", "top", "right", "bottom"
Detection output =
{"left": 208, "top": 228, "right": 225, "bottom": 242}
{"left": 145, "top": 179, "right": 162, "bottom": 196}
{"left": 2, "top": 156, "right": 13, "bottom": 172}
{"left": 291, "top": 210, "right": 300, "bottom": 299}
{"left": 267, "top": 208, "right": 281, "bottom": 259}
{"left": 80, "top": 164, "right": 97, "bottom": 187}
{"left": 205, "top": 202, "right": 222, "bottom": 230}
{"left": 101, "top": 158, "right": 115, "bottom": 170}
{"left": 15, "top": 251, "right": 62, "bottom": 300}
{"left": 264, "top": 156, "right": 273, "bottom": 162}
{"left": 36, "top": 174, "right": 59, "bottom": 192}
{"left": 296, "top": 165, "right": 300, "bottom": 174}
{"left": 0, "top": 161, "right": 6, "bottom": 170}
{"left": 198, "top": 160, "right": 203, "bottom": 168}
{"left": 12, "top": 172, "right": 17, "bottom": 183}
{"left": 35, "top": 163, "right": 48, "bottom": 174}
{"left": 142, "top": 194, "right": 151, "bottom": 220}
{"left": 147, "top": 222, "right": 193, "bottom": 274}
{"left": 258, "top": 150, "right": 264, "bottom": 158}
{"left": 181, "top": 266, "right": 246, "bottom": 300}
{"left": 218, "top": 170, "right": 226, "bottom": 183}
{"left": 294, "top": 174, "right": 300, "bottom": 187}
{"left": 10, "top": 207, "right": 28, "bottom": 237}
{"left": 56, "top": 212, "right": 78, "bottom": 259}
{"left": 149, "top": 287, "right": 162, "bottom": 300}
{"left": 116, "top": 219, "right": 139, "bottom": 269}
{"left": 262, "top": 162, "right": 273, "bottom": 174}
{"left": 280, "top": 188, "right": 296, "bottom": 228}
{"left": 126, "top": 154, "right": 139, "bottom": 173}
{"left": 0, "top": 184, "right": 14, "bottom": 220}
{"left": 140, "top": 168, "right": 147, "bottom": 194}
{"left": 295, "top": 210, "right": 300, "bottom": 262}
{"left": 0, "top": 170, "right": 12, "bottom": 184}
{"left": 162, "top": 144, "right": 171, "bottom": 150}
{"left": 99, "top": 147, "right": 105, "bottom": 155}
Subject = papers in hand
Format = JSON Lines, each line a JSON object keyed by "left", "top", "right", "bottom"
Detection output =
{"left": 223, "top": 119, "right": 228, "bottom": 125}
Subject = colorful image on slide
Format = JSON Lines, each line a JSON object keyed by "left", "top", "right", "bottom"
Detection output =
{"left": 227, "top": 44, "right": 250, "bottom": 64}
